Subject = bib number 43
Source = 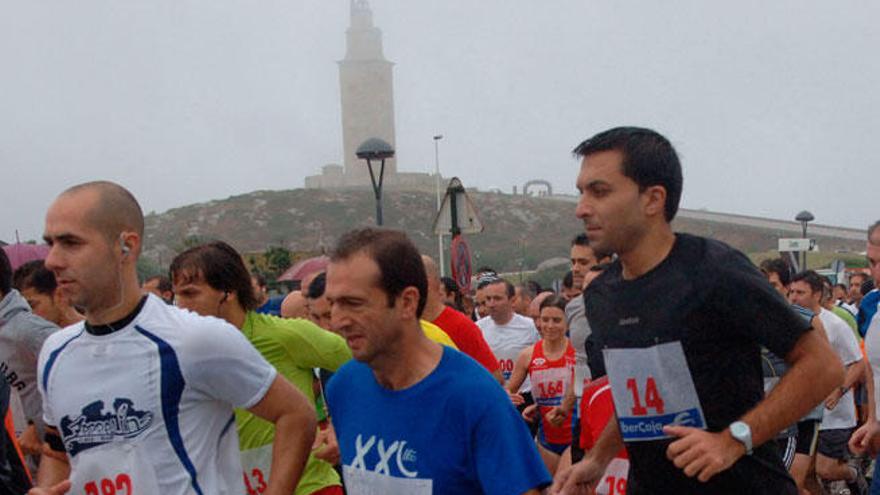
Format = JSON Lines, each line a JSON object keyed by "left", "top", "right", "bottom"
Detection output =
{"left": 626, "top": 377, "right": 665, "bottom": 416}
{"left": 243, "top": 468, "right": 268, "bottom": 495}
{"left": 83, "top": 474, "right": 132, "bottom": 495}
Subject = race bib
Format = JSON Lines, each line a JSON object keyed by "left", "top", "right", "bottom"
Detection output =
{"left": 603, "top": 341, "right": 706, "bottom": 442}
{"left": 343, "top": 465, "right": 432, "bottom": 495}
{"left": 241, "top": 443, "right": 273, "bottom": 495}
{"left": 70, "top": 442, "right": 160, "bottom": 495}
{"left": 596, "top": 457, "right": 629, "bottom": 495}
{"left": 532, "top": 367, "right": 572, "bottom": 406}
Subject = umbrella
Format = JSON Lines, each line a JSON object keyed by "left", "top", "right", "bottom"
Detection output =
{"left": 2, "top": 243, "right": 50, "bottom": 271}
{"left": 277, "top": 255, "right": 329, "bottom": 283}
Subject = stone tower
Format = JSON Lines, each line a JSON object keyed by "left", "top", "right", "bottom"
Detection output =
{"left": 338, "top": 0, "right": 396, "bottom": 182}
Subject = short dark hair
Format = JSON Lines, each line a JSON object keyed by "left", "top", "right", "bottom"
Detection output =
{"left": 331, "top": 228, "right": 427, "bottom": 318}
{"left": 143, "top": 275, "right": 172, "bottom": 293}
{"left": 850, "top": 272, "right": 867, "bottom": 285}
{"left": 306, "top": 272, "right": 326, "bottom": 299}
{"left": 62, "top": 181, "right": 145, "bottom": 240}
{"left": 539, "top": 294, "right": 568, "bottom": 313}
{"left": 571, "top": 233, "right": 590, "bottom": 247}
{"left": 863, "top": 279, "right": 875, "bottom": 297}
{"left": 573, "top": 127, "right": 683, "bottom": 222}
{"left": 515, "top": 282, "right": 537, "bottom": 299}
{"left": 868, "top": 220, "right": 880, "bottom": 242}
{"left": 0, "top": 249, "right": 11, "bottom": 296}
{"left": 760, "top": 258, "right": 792, "bottom": 287}
{"left": 440, "top": 276, "right": 459, "bottom": 296}
{"left": 792, "top": 270, "right": 825, "bottom": 295}
{"left": 833, "top": 283, "right": 847, "bottom": 292}
{"left": 479, "top": 277, "right": 514, "bottom": 298}
{"left": 562, "top": 270, "right": 574, "bottom": 289}
{"left": 170, "top": 241, "right": 259, "bottom": 311}
{"left": 526, "top": 280, "right": 543, "bottom": 296}
{"left": 13, "top": 260, "right": 57, "bottom": 295}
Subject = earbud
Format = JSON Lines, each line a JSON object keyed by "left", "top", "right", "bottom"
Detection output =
{"left": 119, "top": 235, "right": 131, "bottom": 257}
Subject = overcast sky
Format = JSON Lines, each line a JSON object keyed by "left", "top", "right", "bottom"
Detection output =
{"left": 2, "top": 1, "right": 878, "bottom": 243}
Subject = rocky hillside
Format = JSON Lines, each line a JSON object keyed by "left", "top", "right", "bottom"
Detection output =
{"left": 142, "top": 188, "right": 864, "bottom": 272}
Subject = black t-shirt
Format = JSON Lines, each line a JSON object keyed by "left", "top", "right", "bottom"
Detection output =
{"left": 584, "top": 233, "right": 810, "bottom": 495}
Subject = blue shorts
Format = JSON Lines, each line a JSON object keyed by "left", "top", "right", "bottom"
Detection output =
{"left": 537, "top": 408, "right": 579, "bottom": 456}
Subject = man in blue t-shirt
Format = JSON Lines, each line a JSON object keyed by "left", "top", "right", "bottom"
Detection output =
{"left": 324, "top": 228, "right": 551, "bottom": 495}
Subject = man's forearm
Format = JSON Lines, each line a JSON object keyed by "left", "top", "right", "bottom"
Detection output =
{"left": 586, "top": 412, "right": 623, "bottom": 465}
{"left": 741, "top": 332, "right": 843, "bottom": 448}
{"left": 842, "top": 361, "right": 865, "bottom": 391}
{"left": 36, "top": 455, "right": 70, "bottom": 488}
{"left": 267, "top": 410, "right": 317, "bottom": 495}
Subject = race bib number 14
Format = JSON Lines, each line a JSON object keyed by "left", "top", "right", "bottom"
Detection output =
{"left": 603, "top": 341, "right": 706, "bottom": 442}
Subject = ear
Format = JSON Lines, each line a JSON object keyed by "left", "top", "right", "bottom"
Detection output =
{"left": 641, "top": 185, "right": 668, "bottom": 218}
{"left": 397, "top": 286, "right": 421, "bottom": 320}
{"left": 119, "top": 231, "right": 140, "bottom": 259}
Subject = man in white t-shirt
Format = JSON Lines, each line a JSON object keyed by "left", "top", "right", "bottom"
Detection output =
{"left": 477, "top": 277, "right": 540, "bottom": 392}
{"left": 31, "top": 181, "right": 316, "bottom": 495}
{"left": 789, "top": 270, "right": 865, "bottom": 493}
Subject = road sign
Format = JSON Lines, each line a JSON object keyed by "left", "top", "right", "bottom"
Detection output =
{"left": 778, "top": 238, "right": 818, "bottom": 253}
{"left": 433, "top": 177, "right": 483, "bottom": 235}
{"left": 450, "top": 235, "right": 473, "bottom": 293}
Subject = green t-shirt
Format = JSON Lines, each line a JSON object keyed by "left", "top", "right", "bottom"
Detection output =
{"left": 237, "top": 311, "right": 352, "bottom": 494}
{"left": 831, "top": 305, "right": 859, "bottom": 340}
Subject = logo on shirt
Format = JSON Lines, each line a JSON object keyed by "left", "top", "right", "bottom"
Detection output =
{"left": 618, "top": 317, "right": 640, "bottom": 326}
{"left": 531, "top": 357, "right": 546, "bottom": 366}
{"left": 60, "top": 399, "right": 153, "bottom": 456}
{"left": 350, "top": 434, "right": 420, "bottom": 478}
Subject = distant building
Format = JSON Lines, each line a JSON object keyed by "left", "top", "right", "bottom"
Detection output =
{"left": 305, "top": 0, "right": 436, "bottom": 192}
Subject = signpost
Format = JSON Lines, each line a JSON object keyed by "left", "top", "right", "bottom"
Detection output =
{"left": 778, "top": 238, "right": 818, "bottom": 273}
{"left": 432, "top": 178, "right": 483, "bottom": 293}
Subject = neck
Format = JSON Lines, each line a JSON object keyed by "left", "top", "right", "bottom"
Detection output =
{"left": 59, "top": 308, "right": 84, "bottom": 328}
{"left": 422, "top": 298, "right": 445, "bottom": 321}
{"left": 543, "top": 336, "right": 567, "bottom": 353}
{"left": 226, "top": 305, "right": 248, "bottom": 329}
{"left": 492, "top": 312, "right": 513, "bottom": 326}
{"left": 371, "top": 323, "right": 443, "bottom": 390}
{"left": 618, "top": 225, "right": 676, "bottom": 280}
{"left": 85, "top": 279, "right": 143, "bottom": 326}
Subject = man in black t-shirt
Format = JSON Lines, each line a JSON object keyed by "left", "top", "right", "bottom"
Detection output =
{"left": 552, "top": 127, "right": 843, "bottom": 495}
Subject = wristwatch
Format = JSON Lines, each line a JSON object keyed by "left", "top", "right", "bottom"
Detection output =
{"left": 729, "top": 421, "right": 753, "bottom": 455}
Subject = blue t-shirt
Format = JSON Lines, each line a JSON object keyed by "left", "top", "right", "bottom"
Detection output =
{"left": 326, "top": 346, "right": 551, "bottom": 495}
{"left": 859, "top": 289, "right": 879, "bottom": 338}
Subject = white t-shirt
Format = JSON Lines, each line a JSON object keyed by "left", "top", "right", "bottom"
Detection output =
{"left": 477, "top": 313, "right": 540, "bottom": 393}
{"left": 38, "top": 295, "right": 277, "bottom": 495}
{"left": 818, "top": 308, "right": 861, "bottom": 430}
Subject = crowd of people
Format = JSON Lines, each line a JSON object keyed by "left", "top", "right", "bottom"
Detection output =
{"left": 1, "top": 126, "right": 879, "bottom": 495}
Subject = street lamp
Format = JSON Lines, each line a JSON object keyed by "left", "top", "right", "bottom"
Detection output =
{"left": 795, "top": 210, "right": 814, "bottom": 270}
{"left": 433, "top": 134, "right": 445, "bottom": 276}
{"left": 356, "top": 138, "right": 395, "bottom": 226}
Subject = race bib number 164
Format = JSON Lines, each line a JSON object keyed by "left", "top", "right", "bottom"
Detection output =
{"left": 603, "top": 341, "right": 706, "bottom": 442}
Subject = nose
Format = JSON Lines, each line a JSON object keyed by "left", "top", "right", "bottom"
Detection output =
{"left": 575, "top": 195, "right": 594, "bottom": 220}
{"left": 329, "top": 306, "right": 348, "bottom": 334}
{"left": 44, "top": 243, "right": 63, "bottom": 273}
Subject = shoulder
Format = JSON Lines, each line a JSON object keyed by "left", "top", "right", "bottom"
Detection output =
{"left": 510, "top": 314, "right": 537, "bottom": 330}
{"left": 475, "top": 315, "right": 493, "bottom": 330}
{"left": 326, "top": 359, "right": 371, "bottom": 400}
{"left": 40, "top": 323, "right": 85, "bottom": 358}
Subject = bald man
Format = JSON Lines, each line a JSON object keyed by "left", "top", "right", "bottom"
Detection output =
{"left": 421, "top": 256, "right": 504, "bottom": 384}
{"left": 33, "top": 181, "right": 316, "bottom": 495}
{"left": 280, "top": 290, "right": 309, "bottom": 319}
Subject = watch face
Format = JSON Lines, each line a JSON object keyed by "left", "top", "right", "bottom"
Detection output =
{"left": 731, "top": 422, "right": 748, "bottom": 438}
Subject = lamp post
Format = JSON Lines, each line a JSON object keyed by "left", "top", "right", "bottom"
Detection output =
{"left": 356, "top": 138, "right": 395, "bottom": 226}
{"left": 795, "top": 210, "right": 814, "bottom": 270}
{"left": 433, "top": 134, "right": 445, "bottom": 276}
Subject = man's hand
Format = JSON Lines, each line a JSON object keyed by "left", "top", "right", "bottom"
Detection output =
{"left": 521, "top": 404, "right": 538, "bottom": 423}
{"left": 664, "top": 426, "right": 745, "bottom": 482}
{"left": 551, "top": 456, "right": 607, "bottom": 494}
{"left": 825, "top": 388, "right": 844, "bottom": 410}
{"left": 850, "top": 420, "right": 880, "bottom": 456}
{"left": 27, "top": 480, "right": 71, "bottom": 495}
{"left": 312, "top": 423, "right": 340, "bottom": 465}
{"left": 508, "top": 392, "right": 524, "bottom": 406}
{"left": 545, "top": 406, "right": 567, "bottom": 427}
{"left": 18, "top": 424, "right": 42, "bottom": 456}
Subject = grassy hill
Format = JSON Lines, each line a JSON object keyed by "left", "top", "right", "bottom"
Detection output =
{"left": 141, "top": 188, "right": 865, "bottom": 276}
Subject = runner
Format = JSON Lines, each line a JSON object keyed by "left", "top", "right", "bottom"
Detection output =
{"left": 421, "top": 255, "right": 503, "bottom": 382}
{"left": 170, "top": 240, "right": 352, "bottom": 495}
{"left": 789, "top": 270, "right": 867, "bottom": 494}
{"left": 0, "top": 250, "right": 58, "bottom": 463}
{"left": 578, "top": 376, "right": 629, "bottom": 495}
{"left": 32, "top": 181, "right": 316, "bottom": 495}
{"left": 507, "top": 295, "right": 577, "bottom": 474}
{"left": 324, "top": 227, "right": 551, "bottom": 493}
{"left": 12, "top": 260, "right": 83, "bottom": 327}
{"left": 553, "top": 127, "right": 842, "bottom": 494}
